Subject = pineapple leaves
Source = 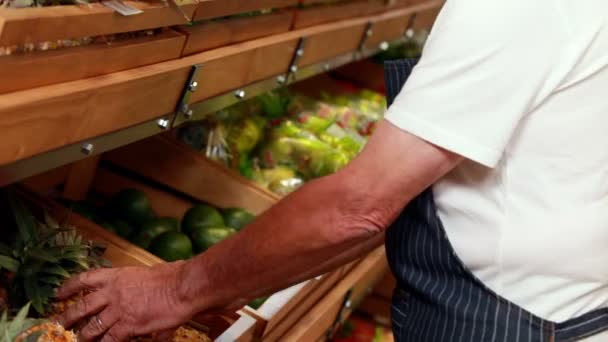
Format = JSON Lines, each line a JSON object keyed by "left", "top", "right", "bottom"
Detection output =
{"left": 0, "top": 255, "right": 19, "bottom": 273}
{"left": 23, "top": 277, "right": 46, "bottom": 315}
{"left": 44, "top": 265, "right": 71, "bottom": 279}
{"left": 6, "top": 193, "right": 37, "bottom": 249}
{"left": 11, "top": 303, "right": 30, "bottom": 331}
{"left": 25, "top": 249, "right": 58, "bottom": 263}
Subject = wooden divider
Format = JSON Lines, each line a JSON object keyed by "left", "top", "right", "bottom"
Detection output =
{"left": 0, "top": 29, "right": 185, "bottom": 94}
{"left": 103, "top": 135, "right": 280, "bottom": 215}
{"left": 292, "top": 0, "right": 385, "bottom": 29}
{"left": 0, "top": 1, "right": 196, "bottom": 46}
{"left": 178, "top": 12, "right": 294, "bottom": 56}
{"left": 280, "top": 247, "right": 388, "bottom": 340}
{"left": 191, "top": 0, "right": 298, "bottom": 21}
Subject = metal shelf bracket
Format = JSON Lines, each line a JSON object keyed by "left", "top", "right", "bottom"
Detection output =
{"left": 326, "top": 288, "right": 354, "bottom": 340}
{"left": 279, "top": 37, "right": 307, "bottom": 85}
{"left": 173, "top": 63, "right": 203, "bottom": 127}
{"left": 355, "top": 21, "right": 375, "bottom": 61}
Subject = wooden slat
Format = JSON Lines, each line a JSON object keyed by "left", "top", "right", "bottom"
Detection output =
{"left": 0, "top": 2, "right": 196, "bottom": 46}
{"left": 103, "top": 135, "right": 280, "bottom": 215}
{"left": 0, "top": 63, "right": 191, "bottom": 165}
{"left": 62, "top": 155, "right": 100, "bottom": 201}
{"left": 179, "top": 12, "right": 294, "bottom": 56}
{"left": 192, "top": 0, "right": 298, "bottom": 21}
{"left": 364, "top": 10, "right": 410, "bottom": 48}
{"left": 0, "top": 30, "right": 186, "bottom": 94}
{"left": 262, "top": 270, "right": 346, "bottom": 341}
{"left": 292, "top": 0, "right": 385, "bottom": 29}
{"left": 298, "top": 23, "right": 366, "bottom": 66}
{"left": 413, "top": 3, "right": 442, "bottom": 30}
{"left": 280, "top": 247, "right": 388, "bottom": 341}
{"left": 190, "top": 39, "right": 298, "bottom": 102}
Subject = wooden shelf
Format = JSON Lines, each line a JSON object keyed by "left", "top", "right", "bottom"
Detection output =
{"left": 0, "top": 29, "right": 185, "bottom": 94}
{"left": 178, "top": 12, "right": 294, "bottom": 56}
{"left": 0, "top": 0, "right": 444, "bottom": 187}
{"left": 0, "top": 1, "right": 197, "bottom": 46}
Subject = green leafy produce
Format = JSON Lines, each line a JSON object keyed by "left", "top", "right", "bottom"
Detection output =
{"left": 148, "top": 232, "right": 193, "bottom": 262}
{"left": 133, "top": 217, "right": 179, "bottom": 249}
{"left": 226, "top": 116, "right": 266, "bottom": 155}
{"left": 296, "top": 113, "right": 333, "bottom": 134}
{"left": 190, "top": 227, "right": 236, "bottom": 253}
{"left": 222, "top": 208, "right": 255, "bottom": 231}
{"left": 258, "top": 90, "right": 291, "bottom": 119}
{"left": 108, "top": 189, "right": 156, "bottom": 227}
{"left": 182, "top": 205, "right": 225, "bottom": 236}
{"left": 251, "top": 166, "right": 303, "bottom": 196}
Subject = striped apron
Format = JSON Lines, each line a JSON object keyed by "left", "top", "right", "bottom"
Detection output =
{"left": 383, "top": 59, "right": 608, "bottom": 342}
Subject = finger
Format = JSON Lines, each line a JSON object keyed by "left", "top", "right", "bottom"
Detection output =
{"left": 58, "top": 291, "right": 108, "bottom": 329}
{"left": 57, "top": 268, "right": 112, "bottom": 300}
{"left": 100, "top": 323, "right": 131, "bottom": 342}
{"left": 78, "top": 307, "right": 120, "bottom": 342}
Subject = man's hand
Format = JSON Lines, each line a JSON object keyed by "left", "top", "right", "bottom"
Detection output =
{"left": 56, "top": 262, "right": 193, "bottom": 342}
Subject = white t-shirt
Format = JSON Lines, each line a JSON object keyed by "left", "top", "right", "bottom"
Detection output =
{"left": 385, "top": 0, "right": 608, "bottom": 338}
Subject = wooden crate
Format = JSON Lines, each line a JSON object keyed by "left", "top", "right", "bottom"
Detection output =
{"left": 178, "top": 11, "right": 294, "bottom": 56}
{"left": 100, "top": 135, "right": 354, "bottom": 339}
{"left": 17, "top": 187, "right": 256, "bottom": 340}
{"left": 191, "top": 0, "right": 298, "bottom": 22}
{"left": 0, "top": 1, "right": 196, "bottom": 46}
{"left": 0, "top": 29, "right": 185, "bottom": 94}
{"left": 292, "top": 0, "right": 385, "bottom": 29}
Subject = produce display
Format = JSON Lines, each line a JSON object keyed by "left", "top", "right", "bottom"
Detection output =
{"left": 178, "top": 88, "right": 386, "bottom": 195}
{"left": 0, "top": 190, "right": 211, "bottom": 341}
{"left": 64, "top": 188, "right": 267, "bottom": 310}
{"left": 64, "top": 189, "right": 255, "bottom": 261}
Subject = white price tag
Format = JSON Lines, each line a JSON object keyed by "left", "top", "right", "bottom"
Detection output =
{"left": 102, "top": 0, "right": 143, "bottom": 16}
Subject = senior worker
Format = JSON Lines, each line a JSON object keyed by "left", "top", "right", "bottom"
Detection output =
{"left": 57, "top": 0, "right": 608, "bottom": 341}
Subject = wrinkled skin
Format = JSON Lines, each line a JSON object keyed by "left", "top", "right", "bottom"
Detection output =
{"left": 56, "top": 263, "right": 191, "bottom": 342}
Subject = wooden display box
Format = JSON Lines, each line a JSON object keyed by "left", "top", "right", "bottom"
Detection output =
{"left": 100, "top": 135, "right": 353, "bottom": 340}
{"left": 178, "top": 11, "right": 294, "bottom": 56}
{"left": 292, "top": 0, "right": 385, "bottom": 30}
{"left": 190, "top": 0, "right": 298, "bottom": 22}
{"left": 0, "top": 1, "right": 196, "bottom": 47}
{"left": 0, "top": 29, "right": 185, "bottom": 94}
{"left": 17, "top": 187, "right": 256, "bottom": 340}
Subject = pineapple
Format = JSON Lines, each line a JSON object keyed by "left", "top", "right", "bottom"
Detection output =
{"left": 0, "top": 191, "right": 107, "bottom": 315}
{"left": 1, "top": 303, "right": 77, "bottom": 342}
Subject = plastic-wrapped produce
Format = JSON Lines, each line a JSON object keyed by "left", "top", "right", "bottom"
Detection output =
{"left": 251, "top": 166, "right": 304, "bottom": 195}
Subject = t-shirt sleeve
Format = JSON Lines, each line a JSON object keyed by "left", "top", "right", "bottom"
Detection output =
{"left": 385, "top": 0, "right": 571, "bottom": 168}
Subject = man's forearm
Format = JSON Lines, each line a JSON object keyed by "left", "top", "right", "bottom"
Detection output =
{"left": 177, "top": 173, "right": 380, "bottom": 313}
